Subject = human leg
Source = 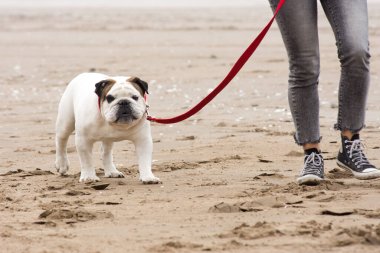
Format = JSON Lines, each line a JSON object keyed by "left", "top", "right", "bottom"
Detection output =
{"left": 269, "top": 0, "right": 321, "bottom": 146}
{"left": 269, "top": 0, "right": 324, "bottom": 184}
{"left": 321, "top": 0, "right": 380, "bottom": 179}
{"left": 321, "top": 0, "right": 370, "bottom": 133}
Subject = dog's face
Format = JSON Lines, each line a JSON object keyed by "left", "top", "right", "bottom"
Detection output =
{"left": 95, "top": 77, "right": 148, "bottom": 125}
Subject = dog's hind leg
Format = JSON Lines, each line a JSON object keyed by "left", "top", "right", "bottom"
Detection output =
{"left": 55, "top": 98, "right": 75, "bottom": 175}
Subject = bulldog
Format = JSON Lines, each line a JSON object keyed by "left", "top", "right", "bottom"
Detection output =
{"left": 55, "top": 72, "right": 160, "bottom": 183}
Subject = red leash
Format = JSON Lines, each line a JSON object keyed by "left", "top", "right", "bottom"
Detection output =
{"left": 147, "top": 0, "right": 286, "bottom": 124}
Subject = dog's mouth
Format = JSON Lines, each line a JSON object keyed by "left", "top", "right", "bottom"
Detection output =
{"left": 115, "top": 113, "right": 138, "bottom": 124}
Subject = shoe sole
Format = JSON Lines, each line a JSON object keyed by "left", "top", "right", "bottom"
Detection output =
{"left": 297, "top": 174, "right": 323, "bottom": 186}
{"left": 337, "top": 160, "right": 380, "bottom": 180}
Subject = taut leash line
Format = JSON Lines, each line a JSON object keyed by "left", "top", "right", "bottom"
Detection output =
{"left": 147, "top": 0, "right": 286, "bottom": 124}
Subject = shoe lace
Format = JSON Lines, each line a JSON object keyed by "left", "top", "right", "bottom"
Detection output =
{"left": 302, "top": 152, "right": 323, "bottom": 176}
{"left": 345, "top": 139, "right": 371, "bottom": 167}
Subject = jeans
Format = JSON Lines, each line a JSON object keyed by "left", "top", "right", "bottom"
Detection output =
{"left": 268, "top": 0, "right": 370, "bottom": 145}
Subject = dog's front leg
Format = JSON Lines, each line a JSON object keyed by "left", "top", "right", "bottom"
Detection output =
{"left": 134, "top": 135, "right": 161, "bottom": 184}
{"left": 101, "top": 141, "right": 124, "bottom": 178}
{"left": 75, "top": 135, "right": 99, "bottom": 182}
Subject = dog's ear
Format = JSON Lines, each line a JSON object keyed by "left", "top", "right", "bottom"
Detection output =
{"left": 127, "top": 77, "right": 149, "bottom": 96}
{"left": 94, "top": 79, "right": 116, "bottom": 98}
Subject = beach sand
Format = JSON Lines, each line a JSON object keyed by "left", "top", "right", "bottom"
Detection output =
{"left": 1, "top": 3, "right": 380, "bottom": 253}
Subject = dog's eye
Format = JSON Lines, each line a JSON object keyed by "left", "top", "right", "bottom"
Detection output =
{"left": 106, "top": 95, "right": 115, "bottom": 103}
{"left": 132, "top": 95, "right": 139, "bottom": 101}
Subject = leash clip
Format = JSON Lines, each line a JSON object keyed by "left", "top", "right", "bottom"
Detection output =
{"left": 145, "top": 104, "right": 151, "bottom": 120}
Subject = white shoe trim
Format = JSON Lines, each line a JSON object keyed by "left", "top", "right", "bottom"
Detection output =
{"left": 337, "top": 160, "right": 380, "bottom": 180}
{"left": 297, "top": 174, "right": 323, "bottom": 185}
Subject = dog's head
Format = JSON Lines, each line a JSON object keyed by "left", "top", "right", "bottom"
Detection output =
{"left": 95, "top": 76, "right": 148, "bottom": 125}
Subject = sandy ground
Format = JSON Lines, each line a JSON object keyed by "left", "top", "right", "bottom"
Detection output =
{"left": 1, "top": 3, "right": 380, "bottom": 253}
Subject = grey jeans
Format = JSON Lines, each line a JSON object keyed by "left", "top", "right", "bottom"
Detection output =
{"left": 269, "top": 0, "right": 371, "bottom": 145}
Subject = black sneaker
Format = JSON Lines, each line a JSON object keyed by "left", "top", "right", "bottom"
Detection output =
{"left": 297, "top": 148, "right": 324, "bottom": 185}
{"left": 337, "top": 134, "right": 380, "bottom": 180}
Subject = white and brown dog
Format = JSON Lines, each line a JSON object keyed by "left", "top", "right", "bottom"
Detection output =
{"left": 55, "top": 73, "right": 160, "bottom": 183}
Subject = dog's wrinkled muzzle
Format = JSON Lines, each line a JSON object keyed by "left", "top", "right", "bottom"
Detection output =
{"left": 115, "top": 100, "right": 138, "bottom": 123}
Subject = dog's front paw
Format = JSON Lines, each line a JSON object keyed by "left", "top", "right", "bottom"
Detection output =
{"left": 105, "top": 170, "right": 125, "bottom": 178}
{"left": 79, "top": 171, "right": 100, "bottom": 183}
{"left": 55, "top": 158, "right": 69, "bottom": 175}
{"left": 140, "top": 175, "right": 161, "bottom": 184}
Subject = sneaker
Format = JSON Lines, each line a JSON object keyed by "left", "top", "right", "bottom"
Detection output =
{"left": 337, "top": 134, "right": 380, "bottom": 180}
{"left": 297, "top": 148, "right": 324, "bottom": 185}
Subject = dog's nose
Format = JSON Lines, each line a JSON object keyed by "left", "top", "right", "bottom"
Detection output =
{"left": 118, "top": 100, "right": 131, "bottom": 106}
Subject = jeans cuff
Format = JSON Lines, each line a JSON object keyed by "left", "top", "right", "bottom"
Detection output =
{"left": 333, "top": 123, "right": 365, "bottom": 133}
{"left": 293, "top": 134, "right": 322, "bottom": 146}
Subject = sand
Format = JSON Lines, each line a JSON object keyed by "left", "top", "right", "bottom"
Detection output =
{"left": 1, "top": 3, "right": 380, "bottom": 253}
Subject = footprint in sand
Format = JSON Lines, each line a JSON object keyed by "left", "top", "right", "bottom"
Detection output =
{"left": 154, "top": 161, "right": 199, "bottom": 172}
{"left": 327, "top": 168, "right": 352, "bottom": 179}
{"left": 37, "top": 208, "right": 113, "bottom": 224}
{"left": 219, "top": 222, "right": 283, "bottom": 240}
{"left": 333, "top": 224, "right": 380, "bottom": 246}
{"left": 150, "top": 241, "right": 203, "bottom": 253}
{"left": 209, "top": 195, "right": 303, "bottom": 213}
